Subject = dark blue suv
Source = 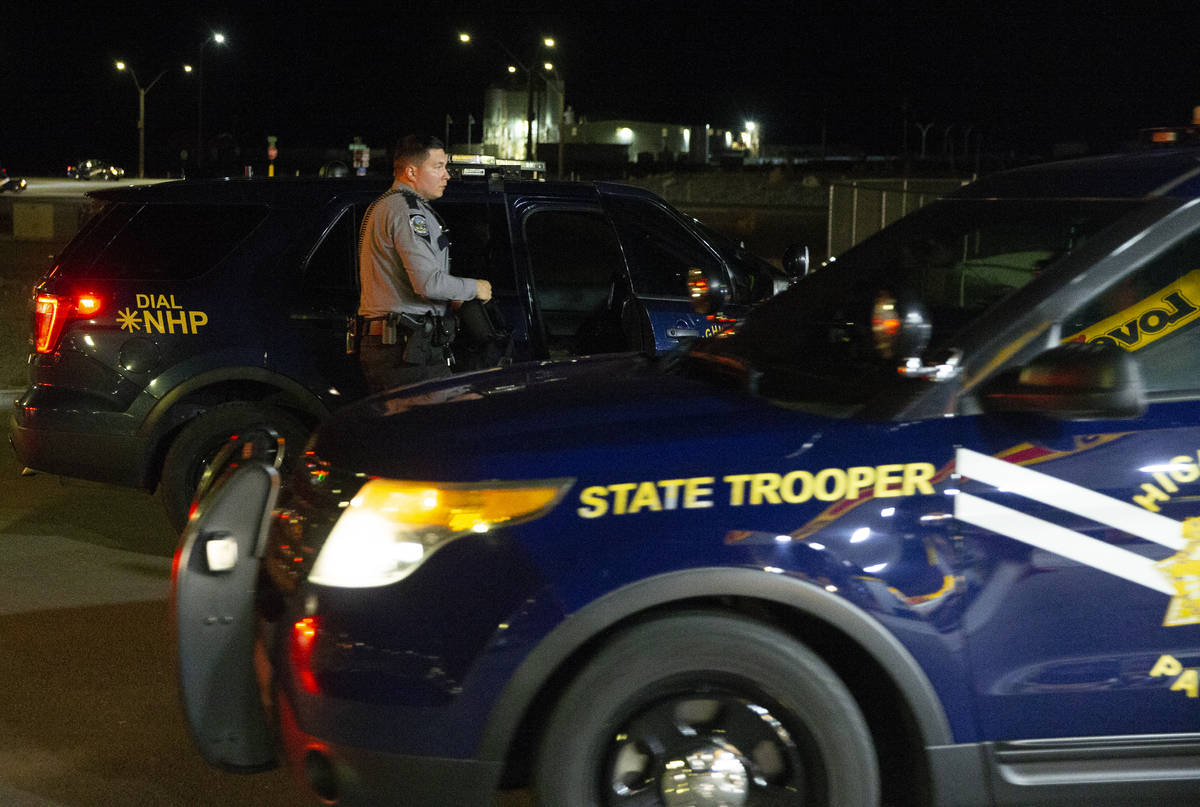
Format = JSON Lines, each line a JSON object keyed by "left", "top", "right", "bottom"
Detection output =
{"left": 10, "top": 175, "right": 787, "bottom": 529}
{"left": 176, "top": 149, "right": 1200, "bottom": 806}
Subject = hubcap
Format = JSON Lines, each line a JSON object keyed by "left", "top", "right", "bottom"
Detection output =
{"left": 605, "top": 693, "right": 810, "bottom": 805}
{"left": 659, "top": 740, "right": 749, "bottom": 806}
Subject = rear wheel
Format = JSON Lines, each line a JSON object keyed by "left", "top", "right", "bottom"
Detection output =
{"left": 533, "top": 612, "right": 880, "bottom": 807}
{"left": 159, "top": 402, "right": 308, "bottom": 532}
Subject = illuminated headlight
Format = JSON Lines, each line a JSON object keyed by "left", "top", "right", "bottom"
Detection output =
{"left": 308, "top": 477, "right": 573, "bottom": 588}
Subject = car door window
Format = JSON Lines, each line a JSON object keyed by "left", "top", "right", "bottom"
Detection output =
{"left": 438, "top": 201, "right": 514, "bottom": 293}
{"left": 605, "top": 195, "right": 726, "bottom": 299}
{"left": 302, "top": 207, "right": 358, "bottom": 303}
{"left": 1063, "top": 232, "right": 1200, "bottom": 395}
{"left": 523, "top": 209, "right": 626, "bottom": 358}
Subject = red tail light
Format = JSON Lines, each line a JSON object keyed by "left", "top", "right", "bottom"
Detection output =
{"left": 33, "top": 292, "right": 103, "bottom": 354}
{"left": 290, "top": 616, "right": 321, "bottom": 694}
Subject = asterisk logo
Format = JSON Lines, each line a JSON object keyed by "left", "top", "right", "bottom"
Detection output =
{"left": 117, "top": 307, "right": 141, "bottom": 332}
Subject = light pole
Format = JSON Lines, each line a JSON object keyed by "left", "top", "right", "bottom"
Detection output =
{"left": 116, "top": 61, "right": 189, "bottom": 178}
{"left": 195, "top": 31, "right": 226, "bottom": 176}
{"left": 459, "top": 32, "right": 555, "bottom": 160}
{"left": 537, "top": 62, "right": 566, "bottom": 178}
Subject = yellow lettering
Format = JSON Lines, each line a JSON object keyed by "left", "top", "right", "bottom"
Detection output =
{"left": 658, "top": 479, "right": 686, "bottom": 509}
{"left": 577, "top": 486, "right": 609, "bottom": 519}
{"left": 1169, "top": 456, "right": 1200, "bottom": 484}
{"left": 627, "top": 481, "right": 663, "bottom": 514}
{"left": 165, "top": 310, "right": 188, "bottom": 333}
{"left": 683, "top": 477, "right": 715, "bottom": 509}
{"left": 749, "top": 473, "right": 782, "bottom": 505}
{"left": 1134, "top": 483, "right": 1170, "bottom": 513}
{"left": 1150, "top": 654, "right": 1183, "bottom": 677}
{"left": 724, "top": 474, "right": 753, "bottom": 506}
{"left": 168, "top": 294, "right": 183, "bottom": 309}
{"left": 813, "top": 468, "right": 847, "bottom": 501}
{"left": 845, "top": 466, "right": 876, "bottom": 500}
{"left": 143, "top": 309, "right": 164, "bottom": 333}
{"left": 1153, "top": 471, "right": 1180, "bottom": 494}
{"left": 1171, "top": 668, "right": 1199, "bottom": 698}
{"left": 189, "top": 310, "right": 208, "bottom": 332}
{"left": 608, "top": 483, "right": 637, "bottom": 515}
{"left": 780, "top": 470, "right": 812, "bottom": 503}
{"left": 903, "top": 462, "right": 936, "bottom": 495}
{"left": 135, "top": 293, "right": 150, "bottom": 308}
{"left": 873, "top": 464, "right": 904, "bottom": 497}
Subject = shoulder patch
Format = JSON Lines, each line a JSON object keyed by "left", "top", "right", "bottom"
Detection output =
{"left": 410, "top": 214, "right": 429, "bottom": 236}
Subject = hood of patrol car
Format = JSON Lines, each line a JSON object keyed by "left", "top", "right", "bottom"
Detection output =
{"left": 308, "top": 353, "right": 823, "bottom": 481}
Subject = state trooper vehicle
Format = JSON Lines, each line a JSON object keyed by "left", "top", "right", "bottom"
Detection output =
{"left": 174, "top": 147, "right": 1200, "bottom": 805}
{"left": 10, "top": 157, "right": 788, "bottom": 529}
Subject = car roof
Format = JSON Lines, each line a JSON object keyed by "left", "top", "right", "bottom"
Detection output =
{"left": 956, "top": 148, "right": 1200, "bottom": 200}
{"left": 85, "top": 176, "right": 667, "bottom": 208}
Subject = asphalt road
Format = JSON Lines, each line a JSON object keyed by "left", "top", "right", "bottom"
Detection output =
{"left": 0, "top": 410, "right": 308, "bottom": 806}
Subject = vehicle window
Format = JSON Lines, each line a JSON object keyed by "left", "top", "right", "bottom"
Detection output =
{"left": 725, "top": 199, "right": 1142, "bottom": 410}
{"left": 302, "top": 208, "right": 358, "bottom": 296}
{"left": 604, "top": 195, "right": 725, "bottom": 299}
{"left": 51, "top": 201, "right": 137, "bottom": 276}
{"left": 1063, "top": 231, "right": 1200, "bottom": 394}
{"left": 439, "top": 201, "right": 515, "bottom": 292}
{"left": 523, "top": 209, "right": 625, "bottom": 358}
{"left": 69, "top": 203, "right": 267, "bottom": 280}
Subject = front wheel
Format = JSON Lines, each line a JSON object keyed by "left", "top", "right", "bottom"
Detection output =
{"left": 159, "top": 402, "right": 308, "bottom": 532}
{"left": 533, "top": 612, "right": 880, "bottom": 807}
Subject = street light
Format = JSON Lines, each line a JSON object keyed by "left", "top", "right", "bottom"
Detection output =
{"left": 195, "top": 31, "right": 226, "bottom": 176}
{"left": 115, "top": 61, "right": 185, "bottom": 178}
{"left": 458, "top": 32, "right": 555, "bottom": 160}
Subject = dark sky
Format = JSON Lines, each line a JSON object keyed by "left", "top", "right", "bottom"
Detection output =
{"left": 4, "top": 1, "right": 1198, "bottom": 175}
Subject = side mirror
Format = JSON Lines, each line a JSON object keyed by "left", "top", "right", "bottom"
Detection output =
{"left": 979, "top": 341, "right": 1146, "bottom": 420}
{"left": 687, "top": 267, "right": 729, "bottom": 315}
{"left": 782, "top": 244, "right": 811, "bottom": 279}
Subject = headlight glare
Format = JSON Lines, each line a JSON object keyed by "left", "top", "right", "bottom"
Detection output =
{"left": 308, "top": 477, "right": 572, "bottom": 588}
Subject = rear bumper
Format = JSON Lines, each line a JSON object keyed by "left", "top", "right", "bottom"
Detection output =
{"left": 9, "top": 392, "right": 147, "bottom": 488}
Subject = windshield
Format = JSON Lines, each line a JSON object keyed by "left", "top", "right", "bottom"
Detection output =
{"left": 697, "top": 197, "right": 1145, "bottom": 409}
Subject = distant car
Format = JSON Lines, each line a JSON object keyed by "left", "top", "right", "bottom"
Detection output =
{"left": 67, "top": 158, "right": 124, "bottom": 181}
{"left": 0, "top": 164, "right": 26, "bottom": 192}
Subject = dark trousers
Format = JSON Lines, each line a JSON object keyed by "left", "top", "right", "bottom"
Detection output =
{"left": 359, "top": 334, "right": 451, "bottom": 394}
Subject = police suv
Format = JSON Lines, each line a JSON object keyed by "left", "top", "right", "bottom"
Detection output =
{"left": 9, "top": 161, "right": 787, "bottom": 530}
{"left": 174, "top": 148, "right": 1200, "bottom": 805}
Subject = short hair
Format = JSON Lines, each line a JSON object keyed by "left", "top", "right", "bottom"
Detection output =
{"left": 393, "top": 134, "right": 445, "bottom": 174}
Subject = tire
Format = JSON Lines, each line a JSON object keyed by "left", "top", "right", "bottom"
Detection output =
{"left": 159, "top": 402, "right": 308, "bottom": 532}
{"left": 533, "top": 612, "right": 880, "bottom": 807}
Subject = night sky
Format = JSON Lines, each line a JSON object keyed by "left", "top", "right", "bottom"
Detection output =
{"left": 4, "top": 1, "right": 1199, "bottom": 175}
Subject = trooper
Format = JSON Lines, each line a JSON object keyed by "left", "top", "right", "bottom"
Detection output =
{"left": 357, "top": 134, "right": 492, "bottom": 392}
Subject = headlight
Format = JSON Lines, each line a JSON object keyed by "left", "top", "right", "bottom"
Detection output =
{"left": 308, "top": 477, "right": 573, "bottom": 588}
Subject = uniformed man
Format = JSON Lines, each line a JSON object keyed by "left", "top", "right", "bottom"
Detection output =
{"left": 357, "top": 134, "right": 491, "bottom": 392}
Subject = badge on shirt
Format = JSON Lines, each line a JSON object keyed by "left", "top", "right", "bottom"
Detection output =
{"left": 410, "top": 214, "right": 429, "bottom": 236}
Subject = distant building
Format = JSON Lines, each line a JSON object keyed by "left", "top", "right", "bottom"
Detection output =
{"left": 476, "top": 80, "right": 759, "bottom": 166}
{"left": 481, "top": 78, "right": 565, "bottom": 161}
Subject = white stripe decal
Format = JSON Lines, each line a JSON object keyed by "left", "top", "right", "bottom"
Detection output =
{"left": 954, "top": 492, "right": 1176, "bottom": 595}
{"left": 956, "top": 448, "right": 1184, "bottom": 551}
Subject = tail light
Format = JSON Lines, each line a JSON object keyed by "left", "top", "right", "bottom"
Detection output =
{"left": 290, "top": 616, "right": 321, "bottom": 694}
{"left": 33, "top": 292, "right": 104, "bottom": 354}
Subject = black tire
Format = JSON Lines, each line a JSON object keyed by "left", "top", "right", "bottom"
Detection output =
{"left": 533, "top": 612, "right": 880, "bottom": 807}
{"left": 159, "top": 402, "right": 308, "bottom": 532}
